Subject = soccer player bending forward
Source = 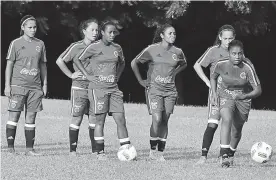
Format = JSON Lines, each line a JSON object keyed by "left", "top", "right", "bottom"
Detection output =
{"left": 131, "top": 24, "right": 187, "bottom": 161}
{"left": 210, "top": 40, "right": 262, "bottom": 167}
{"left": 4, "top": 15, "right": 47, "bottom": 156}
{"left": 56, "top": 18, "right": 99, "bottom": 156}
{"left": 74, "top": 19, "right": 132, "bottom": 160}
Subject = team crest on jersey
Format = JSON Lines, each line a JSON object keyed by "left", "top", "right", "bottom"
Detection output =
{"left": 151, "top": 102, "right": 158, "bottom": 110}
{"left": 36, "top": 46, "right": 41, "bottom": 52}
{"left": 97, "top": 101, "right": 104, "bottom": 111}
{"left": 10, "top": 100, "right": 18, "bottom": 109}
{"left": 218, "top": 76, "right": 222, "bottom": 83}
{"left": 74, "top": 105, "right": 81, "bottom": 113}
{"left": 114, "top": 51, "right": 118, "bottom": 57}
{"left": 172, "top": 54, "right": 178, "bottom": 61}
{"left": 220, "top": 98, "right": 227, "bottom": 106}
{"left": 240, "top": 72, "right": 246, "bottom": 79}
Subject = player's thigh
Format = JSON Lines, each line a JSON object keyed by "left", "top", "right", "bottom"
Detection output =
{"left": 219, "top": 98, "right": 235, "bottom": 122}
{"left": 71, "top": 89, "right": 89, "bottom": 117}
{"left": 164, "top": 94, "right": 177, "bottom": 115}
{"left": 89, "top": 89, "right": 109, "bottom": 115}
{"left": 109, "top": 89, "right": 124, "bottom": 113}
{"left": 26, "top": 89, "right": 44, "bottom": 112}
{"left": 8, "top": 86, "right": 27, "bottom": 112}
{"left": 146, "top": 89, "right": 164, "bottom": 115}
{"left": 235, "top": 99, "right": 251, "bottom": 123}
{"left": 25, "top": 111, "right": 37, "bottom": 124}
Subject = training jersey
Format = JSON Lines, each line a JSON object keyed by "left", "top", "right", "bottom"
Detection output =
{"left": 135, "top": 43, "right": 186, "bottom": 92}
{"left": 77, "top": 40, "right": 124, "bottom": 89}
{"left": 197, "top": 45, "right": 229, "bottom": 72}
{"left": 211, "top": 58, "right": 260, "bottom": 99}
{"left": 59, "top": 40, "right": 90, "bottom": 89}
{"left": 6, "top": 36, "right": 47, "bottom": 90}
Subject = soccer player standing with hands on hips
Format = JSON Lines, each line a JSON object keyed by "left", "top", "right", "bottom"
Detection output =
{"left": 56, "top": 18, "right": 99, "bottom": 156}
{"left": 4, "top": 15, "right": 47, "bottom": 156}
{"left": 131, "top": 24, "right": 187, "bottom": 161}
{"left": 211, "top": 40, "right": 262, "bottom": 167}
{"left": 193, "top": 25, "right": 236, "bottom": 164}
{"left": 74, "top": 19, "right": 133, "bottom": 160}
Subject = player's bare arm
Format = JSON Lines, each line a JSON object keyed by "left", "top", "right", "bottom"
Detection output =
{"left": 56, "top": 57, "right": 83, "bottom": 79}
{"left": 117, "top": 59, "right": 125, "bottom": 81}
{"left": 193, "top": 61, "right": 210, "bottom": 88}
{"left": 131, "top": 58, "right": 147, "bottom": 88}
{"left": 4, "top": 61, "right": 14, "bottom": 97}
{"left": 40, "top": 61, "right": 48, "bottom": 96}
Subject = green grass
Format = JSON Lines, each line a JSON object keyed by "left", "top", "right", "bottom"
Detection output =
{"left": 1, "top": 97, "right": 276, "bottom": 180}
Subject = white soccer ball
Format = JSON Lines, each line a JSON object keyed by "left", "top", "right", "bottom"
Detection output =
{"left": 251, "top": 142, "right": 273, "bottom": 163}
{"left": 117, "top": 144, "right": 137, "bottom": 161}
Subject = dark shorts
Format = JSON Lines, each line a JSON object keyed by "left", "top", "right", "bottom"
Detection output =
{"left": 71, "top": 87, "right": 91, "bottom": 117}
{"left": 219, "top": 97, "right": 251, "bottom": 122}
{"left": 8, "top": 85, "right": 43, "bottom": 112}
{"left": 88, "top": 88, "right": 124, "bottom": 115}
{"left": 145, "top": 88, "right": 178, "bottom": 115}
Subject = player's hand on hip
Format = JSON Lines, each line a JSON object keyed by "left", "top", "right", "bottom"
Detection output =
{"left": 233, "top": 94, "right": 246, "bottom": 100}
{"left": 4, "top": 86, "right": 11, "bottom": 97}
{"left": 87, "top": 75, "right": 99, "bottom": 83}
{"left": 71, "top": 71, "right": 83, "bottom": 79}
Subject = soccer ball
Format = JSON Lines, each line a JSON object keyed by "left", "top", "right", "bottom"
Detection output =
{"left": 251, "top": 142, "right": 273, "bottom": 163}
{"left": 117, "top": 144, "right": 137, "bottom": 161}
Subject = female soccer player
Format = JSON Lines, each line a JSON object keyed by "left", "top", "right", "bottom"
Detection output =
{"left": 193, "top": 25, "right": 236, "bottom": 164}
{"left": 56, "top": 18, "right": 99, "bottom": 155}
{"left": 211, "top": 40, "right": 261, "bottom": 167}
{"left": 74, "top": 19, "right": 132, "bottom": 160}
{"left": 131, "top": 24, "right": 187, "bottom": 161}
{"left": 4, "top": 15, "right": 47, "bottom": 156}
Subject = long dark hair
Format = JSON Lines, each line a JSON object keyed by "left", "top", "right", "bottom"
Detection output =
{"left": 213, "top": 24, "right": 236, "bottom": 46}
{"left": 20, "top": 15, "right": 36, "bottom": 36}
{"left": 152, "top": 23, "right": 173, "bottom": 44}
{"left": 79, "top": 18, "right": 98, "bottom": 39}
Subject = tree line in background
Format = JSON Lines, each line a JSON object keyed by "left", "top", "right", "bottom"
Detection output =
{"left": 1, "top": 1, "right": 276, "bottom": 109}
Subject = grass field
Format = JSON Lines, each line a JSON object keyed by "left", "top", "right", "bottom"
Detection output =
{"left": 1, "top": 96, "right": 276, "bottom": 180}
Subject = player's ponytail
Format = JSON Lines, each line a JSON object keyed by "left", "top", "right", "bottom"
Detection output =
{"left": 20, "top": 15, "right": 36, "bottom": 36}
{"left": 152, "top": 23, "right": 173, "bottom": 44}
{"left": 213, "top": 24, "right": 236, "bottom": 46}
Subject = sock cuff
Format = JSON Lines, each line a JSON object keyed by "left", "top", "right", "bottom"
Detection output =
{"left": 230, "top": 146, "right": 236, "bottom": 151}
{"left": 94, "top": 137, "right": 104, "bottom": 141}
{"left": 70, "top": 124, "right": 80, "bottom": 130}
{"left": 89, "top": 123, "right": 95, "bottom": 128}
{"left": 7, "top": 121, "right": 18, "bottom": 126}
{"left": 119, "top": 138, "right": 130, "bottom": 143}
{"left": 159, "top": 138, "right": 167, "bottom": 142}
{"left": 220, "top": 144, "right": 230, "bottom": 148}
{"left": 25, "top": 124, "right": 35, "bottom": 128}
{"left": 150, "top": 137, "right": 159, "bottom": 141}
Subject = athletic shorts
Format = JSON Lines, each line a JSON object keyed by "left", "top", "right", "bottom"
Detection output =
{"left": 88, "top": 88, "right": 124, "bottom": 115}
{"left": 219, "top": 97, "right": 251, "bottom": 122}
{"left": 8, "top": 85, "right": 43, "bottom": 112}
{"left": 145, "top": 87, "right": 178, "bottom": 115}
{"left": 207, "top": 89, "right": 221, "bottom": 124}
{"left": 71, "top": 87, "right": 91, "bottom": 117}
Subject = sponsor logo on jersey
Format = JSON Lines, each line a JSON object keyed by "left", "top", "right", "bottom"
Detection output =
{"left": 220, "top": 98, "right": 227, "bottom": 105}
{"left": 20, "top": 68, "right": 38, "bottom": 76}
{"left": 155, "top": 75, "right": 172, "bottom": 84}
{"left": 99, "top": 75, "right": 115, "bottom": 83}
{"left": 97, "top": 101, "right": 104, "bottom": 111}
{"left": 240, "top": 72, "right": 246, "bottom": 79}
{"left": 172, "top": 54, "right": 177, "bottom": 61}
{"left": 36, "top": 46, "right": 41, "bottom": 52}
{"left": 151, "top": 102, "right": 157, "bottom": 110}
{"left": 114, "top": 51, "right": 118, "bottom": 57}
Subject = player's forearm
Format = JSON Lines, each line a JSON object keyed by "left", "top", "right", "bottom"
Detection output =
{"left": 131, "top": 59, "right": 143, "bottom": 82}
{"left": 244, "top": 85, "right": 262, "bottom": 99}
{"left": 56, "top": 58, "right": 73, "bottom": 78}
{"left": 117, "top": 62, "right": 125, "bottom": 80}
{"left": 73, "top": 58, "right": 89, "bottom": 77}
{"left": 193, "top": 62, "right": 210, "bottom": 85}
{"left": 5, "top": 61, "right": 14, "bottom": 87}
{"left": 175, "top": 63, "right": 187, "bottom": 75}
{"left": 210, "top": 78, "right": 217, "bottom": 95}
{"left": 40, "top": 62, "right": 47, "bottom": 86}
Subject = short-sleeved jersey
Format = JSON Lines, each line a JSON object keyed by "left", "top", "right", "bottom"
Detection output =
{"left": 59, "top": 40, "right": 90, "bottom": 89}
{"left": 78, "top": 40, "right": 124, "bottom": 89}
{"left": 211, "top": 58, "right": 260, "bottom": 99}
{"left": 135, "top": 43, "right": 187, "bottom": 92}
{"left": 197, "top": 45, "right": 229, "bottom": 72}
{"left": 6, "top": 36, "right": 47, "bottom": 90}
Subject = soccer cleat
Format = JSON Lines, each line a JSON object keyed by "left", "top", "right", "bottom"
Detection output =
{"left": 229, "top": 156, "right": 234, "bottom": 166}
{"left": 220, "top": 154, "right": 230, "bottom": 168}
{"left": 97, "top": 151, "right": 108, "bottom": 161}
{"left": 195, "top": 156, "right": 207, "bottom": 165}
{"left": 148, "top": 149, "right": 157, "bottom": 160}
{"left": 155, "top": 151, "right": 166, "bottom": 162}
{"left": 69, "top": 151, "right": 77, "bottom": 157}
{"left": 25, "top": 149, "right": 41, "bottom": 156}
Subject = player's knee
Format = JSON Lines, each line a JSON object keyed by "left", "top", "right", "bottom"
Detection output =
{"left": 25, "top": 112, "right": 37, "bottom": 124}
{"left": 71, "top": 116, "right": 83, "bottom": 126}
{"left": 9, "top": 111, "right": 21, "bottom": 122}
{"left": 152, "top": 113, "right": 162, "bottom": 124}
